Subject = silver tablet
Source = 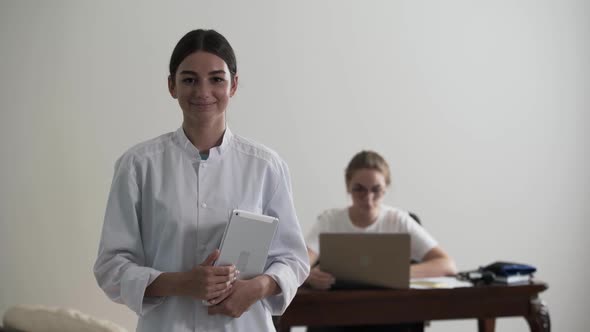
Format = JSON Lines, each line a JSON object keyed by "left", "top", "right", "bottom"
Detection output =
{"left": 215, "top": 209, "right": 279, "bottom": 279}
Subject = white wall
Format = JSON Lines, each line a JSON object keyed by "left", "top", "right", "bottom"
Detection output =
{"left": 1, "top": 1, "right": 588, "bottom": 331}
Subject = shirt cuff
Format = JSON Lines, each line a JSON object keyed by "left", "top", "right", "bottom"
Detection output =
{"left": 261, "top": 262, "right": 299, "bottom": 315}
{"left": 121, "top": 266, "right": 165, "bottom": 316}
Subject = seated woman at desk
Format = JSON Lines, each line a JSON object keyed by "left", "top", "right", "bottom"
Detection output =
{"left": 305, "top": 150, "right": 457, "bottom": 290}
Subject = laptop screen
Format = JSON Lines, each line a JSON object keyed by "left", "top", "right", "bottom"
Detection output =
{"left": 319, "top": 233, "right": 411, "bottom": 289}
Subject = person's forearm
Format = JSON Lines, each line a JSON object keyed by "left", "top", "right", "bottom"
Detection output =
{"left": 307, "top": 248, "right": 319, "bottom": 267}
{"left": 410, "top": 257, "right": 457, "bottom": 278}
{"left": 256, "top": 274, "right": 281, "bottom": 298}
{"left": 145, "top": 271, "right": 186, "bottom": 297}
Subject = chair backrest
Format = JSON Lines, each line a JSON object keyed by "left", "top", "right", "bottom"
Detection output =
{"left": 409, "top": 212, "right": 421, "bottom": 225}
{"left": 408, "top": 212, "right": 422, "bottom": 264}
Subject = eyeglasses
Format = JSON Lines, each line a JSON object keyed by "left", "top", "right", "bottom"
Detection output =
{"left": 350, "top": 184, "right": 385, "bottom": 197}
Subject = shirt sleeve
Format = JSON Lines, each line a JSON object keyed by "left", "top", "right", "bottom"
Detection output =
{"left": 93, "top": 155, "right": 164, "bottom": 316}
{"left": 305, "top": 211, "right": 327, "bottom": 255}
{"left": 261, "top": 160, "right": 310, "bottom": 315}
{"left": 400, "top": 211, "right": 438, "bottom": 261}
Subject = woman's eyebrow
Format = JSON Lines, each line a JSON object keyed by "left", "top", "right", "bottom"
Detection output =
{"left": 179, "top": 70, "right": 198, "bottom": 76}
{"left": 208, "top": 69, "right": 226, "bottom": 76}
{"left": 178, "top": 69, "right": 226, "bottom": 76}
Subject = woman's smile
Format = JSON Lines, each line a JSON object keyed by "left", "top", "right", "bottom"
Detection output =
{"left": 190, "top": 101, "right": 217, "bottom": 108}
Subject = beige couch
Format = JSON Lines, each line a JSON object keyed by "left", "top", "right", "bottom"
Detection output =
{"left": 2, "top": 305, "right": 127, "bottom": 332}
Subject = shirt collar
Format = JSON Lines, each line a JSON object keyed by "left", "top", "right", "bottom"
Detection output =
{"left": 174, "top": 126, "right": 233, "bottom": 162}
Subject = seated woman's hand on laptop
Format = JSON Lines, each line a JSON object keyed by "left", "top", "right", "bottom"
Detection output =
{"left": 306, "top": 266, "right": 335, "bottom": 290}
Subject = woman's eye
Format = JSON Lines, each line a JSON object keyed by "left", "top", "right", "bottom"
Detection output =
{"left": 352, "top": 186, "right": 366, "bottom": 193}
{"left": 182, "top": 78, "right": 196, "bottom": 85}
{"left": 371, "top": 186, "right": 383, "bottom": 193}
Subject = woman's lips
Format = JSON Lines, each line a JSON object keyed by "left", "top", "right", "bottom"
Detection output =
{"left": 190, "top": 101, "right": 216, "bottom": 107}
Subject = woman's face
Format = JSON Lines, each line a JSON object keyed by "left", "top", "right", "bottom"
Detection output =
{"left": 347, "top": 168, "right": 387, "bottom": 213}
{"left": 168, "top": 51, "right": 238, "bottom": 124}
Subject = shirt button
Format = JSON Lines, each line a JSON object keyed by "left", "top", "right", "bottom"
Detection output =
{"left": 201, "top": 202, "right": 207, "bottom": 208}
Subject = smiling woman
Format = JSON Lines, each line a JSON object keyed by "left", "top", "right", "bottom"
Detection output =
{"left": 169, "top": 52, "right": 237, "bottom": 138}
{"left": 92, "top": 29, "right": 310, "bottom": 332}
{"left": 167, "top": 30, "right": 239, "bottom": 154}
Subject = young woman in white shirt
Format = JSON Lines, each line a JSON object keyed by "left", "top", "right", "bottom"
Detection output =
{"left": 305, "top": 150, "right": 457, "bottom": 290}
{"left": 94, "top": 29, "right": 309, "bottom": 332}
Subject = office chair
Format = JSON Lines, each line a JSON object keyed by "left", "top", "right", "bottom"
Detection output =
{"left": 408, "top": 212, "right": 422, "bottom": 266}
{"left": 408, "top": 212, "right": 421, "bottom": 225}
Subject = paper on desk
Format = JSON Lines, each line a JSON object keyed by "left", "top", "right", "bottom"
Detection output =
{"left": 410, "top": 277, "right": 473, "bottom": 289}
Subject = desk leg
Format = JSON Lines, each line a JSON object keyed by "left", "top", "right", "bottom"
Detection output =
{"left": 277, "top": 320, "right": 290, "bottom": 332}
{"left": 526, "top": 297, "right": 550, "bottom": 332}
{"left": 478, "top": 318, "right": 495, "bottom": 332}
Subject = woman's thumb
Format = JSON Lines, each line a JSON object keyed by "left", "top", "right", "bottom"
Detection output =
{"left": 201, "top": 249, "right": 220, "bottom": 266}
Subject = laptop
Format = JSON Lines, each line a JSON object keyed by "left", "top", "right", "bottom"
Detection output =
{"left": 319, "top": 233, "right": 410, "bottom": 289}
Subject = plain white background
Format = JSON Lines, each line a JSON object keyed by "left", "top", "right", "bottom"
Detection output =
{"left": 1, "top": 1, "right": 588, "bottom": 331}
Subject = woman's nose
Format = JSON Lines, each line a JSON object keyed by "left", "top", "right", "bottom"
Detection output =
{"left": 193, "top": 83, "right": 211, "bottom": 98}
{"left": 362, "top": 192, "right": 373, "bottom": 201}
{"left": 367, "top": 191, "right": 380, "bottom": 201}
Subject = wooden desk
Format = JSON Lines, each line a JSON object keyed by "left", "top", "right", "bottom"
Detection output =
{"left": 278, "top": 282, "right": 549, "bottom": 332}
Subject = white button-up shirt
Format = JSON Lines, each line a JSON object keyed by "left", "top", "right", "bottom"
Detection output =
{"left": 94, "top": 127, "right": 310, "bottom": 332}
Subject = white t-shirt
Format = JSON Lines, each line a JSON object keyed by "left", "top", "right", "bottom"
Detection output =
{"left": 306, "top": 205, "right": 438, "bottom": 261}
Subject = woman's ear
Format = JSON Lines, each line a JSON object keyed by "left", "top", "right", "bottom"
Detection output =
{"left": 230, "top": 74, "right": 239, "bottom": 97}
{"left": 168, "top": 75, "right": 177, "bottom": 99}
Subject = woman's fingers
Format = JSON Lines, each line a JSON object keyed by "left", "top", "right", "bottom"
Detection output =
{"left": 200, "top": 250, "right": 220, "bottom": 266}
{"left": 208, "top": 269, "right": 238, "bottom": 283}
{"left": 308, "top": 269, "right": 335, "bottom": 289}
{"left": 201, "top": 271, "right": 239, "bottom": 298}
{"left": 199, "top": 265, "right": 238, "bottom": 284}
{"left": 211, "top": 265, "right": 238, "bottom": 276}
{"left": 311, "top": 269, "right": 334, "bottom": 281}
{"left": 310, "top": 278, "right": 333, "bottom": 290}
{"left": 205, "top": 282, "right": 234, "bottom": 300}
{"left": 208, "top": 275, "right": 238, "bottom": 287}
